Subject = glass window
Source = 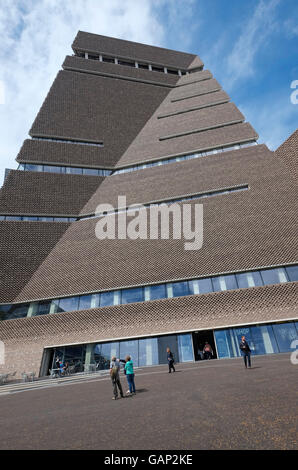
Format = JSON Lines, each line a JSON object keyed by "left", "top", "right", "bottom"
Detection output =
{"left": 44, "top": 165, "right": 62, "bottom": 173}
{"left": 6, "top": 304, "right": 29, "bottom": 320}
{"left": 214, "top": 329, "right": 239, "bottom": 358}
{"left": 272, "top": 322, "right": 298, "bottom": 352}
{"left": 236, "top": 271, "right": 263, "bottom": 289}
{"left": 212, "top": 274, "right": 238, "bottom": 292}
{"left": 66, "top": 167, "right": 82, "bottom": 175}
{"left": 261, "top": 267, "right": 288, "bottom": 285}
{"left": 93, "top": 342, "right": 120, "bottom": 370}
{"left": 40, "top": 217, "right": 54, "bottom": 222}
{"left": 26, "top": 164, "right": 43, "bottom": 172}
{"left": 63, "top": 344, "right": 86, "bottom": 373}
{"left": 120, "top": 339, "right": 139, "bottom": 366}
{"left": 58, "top": 296, "right": 79, "bottom": 312}
{"left": 0, "top": 216, "right": 5, "bottom": 221}
{"left": 250, "top": 325, "right": 279, "bottom": 355}
{"left": 144, "top": 284, "right": 166, "bottom": 301}
{"left": 172, "top": 281, "right": 190, "bottom": 298}
{"left": 285, "top": 265, "right": 298, "bottom": 282}
{"left": 37, "top": 301, "right": 52, "bottom": 316}
{"left": 78, "top": 295, "right": 92, "bottom": 310}
{"left": 82, "top": 168, "right": 99, "bottom": 176}
{"left": 90, "top": 294, "right": 100, "bottom": 308}
{"left": 232, "top": 326, "right": 254, "bottom": 355}
{"left": 100, "top": 291, "right": 116, "bottom": 307}
{"left": 5, "top": 216, "right": 21, "bottom": 221}
{"left": 189, "top": 278, "right": 213, "bottom": 295}
{"left": 177, "top": 334, "right": 193, "bottom": 362}
{"left": 121, "top": 287, "right": 144, "bottom": 304}
{"left": 138, "top": 338, "right": 159, "bottom": 366}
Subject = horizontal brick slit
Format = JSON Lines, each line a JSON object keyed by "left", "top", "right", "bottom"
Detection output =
{"left": 171, "top": 88, "right": 221, "bottom": 102}
{"left": 159, "top": 120, "right": 244, "bottom": 141}
{"left": 157, "top": 99, "right": 230, "bottom": 119}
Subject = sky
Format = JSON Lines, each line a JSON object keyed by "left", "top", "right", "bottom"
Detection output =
{"left": 0, "top": 0, "right": 297, "bottom": 185}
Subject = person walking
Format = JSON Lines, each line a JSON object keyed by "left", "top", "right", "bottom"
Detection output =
{"left": 239, "top": 336, "right": 252, "bottom": 369}
{"left": 167, "top": 347, "right": 175, "bottom": 373}
{"left": 110, "top": 356, "right": 124, "bottom": 400}
{"left": 124, "top": 355, "right": 136, "bottom": 395}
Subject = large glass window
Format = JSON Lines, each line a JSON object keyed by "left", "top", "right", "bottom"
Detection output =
{"left": 285, "top": 265, "right": 298, "bottom": 282}
{"left": 236, "top": 271, "right": 263, "bottom": 289}
{"left": 120, "top": 339, "right": 139, "bottom": 365}
{"left": 78, "top": 295, "right": 92, "bottom": 310}
{"left": 1, "top": 304, "right": 29, "bottom": 320}
{"left": 214, "top": 329, "right": 239, "bottom": 358}
{"left": 212, "top": 274, "right": 238, "bottom": 292}
{"left": 121, "top": 287, "right": 144, "bottom": 304}
{"left": 250, "top": 325, "right": 279, "bottom": 355}
{"left": 37, "top": 301, "right": 52, "bottom": 316}
{"left": 232, "top": 326, "right": 254, "bottom": 355}
{"left": 100, "top": 291, "right": 116, "bottom": 307}
{"left": 139, "top": 338, "right": 158, "bottom": 366}
{"left": 189, "top": 278, "right": 213, "bottom": 295}
{"left": 177, "top": 334, "right": 193, "bottom": 362}
{"left": 172, "top": 281, "right": 190, "bottom": 298}
{"left": 58, "top": 296, "right": 79, "bottom": 312}
{"left": 144, "top": 284, "right": 166, "bottom": 301}
{"left": 272, "top": 323, "right": 298, "bottom": 352}
{"left": 93, "top": 342, "right": 120, "bottom": 370}
{"left": 261, "top": 267, "right": 288, "bottom": 285}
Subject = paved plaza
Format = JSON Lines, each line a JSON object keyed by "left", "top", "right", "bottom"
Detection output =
{"left": 0, "top": 354, "right": 297, "bottom": 450}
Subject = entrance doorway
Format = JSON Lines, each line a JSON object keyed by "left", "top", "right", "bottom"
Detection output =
{"left": 192, "top": 330, "right": 217, "bottom": 361}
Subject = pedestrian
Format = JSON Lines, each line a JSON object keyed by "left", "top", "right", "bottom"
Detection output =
{"left": 239, "top": 336, "right": 252, "bottom": 369}
{"left": 203, "top": 342, "right": 213, "bottom": 360}
{"left": 110, "top": 356, "right": 124, "bottom": 400}
{"left": 166, "top": 347, "right": 175, "bottom": 373}
{"left": 124, "top": 355, "right": 136, "bottom": 395}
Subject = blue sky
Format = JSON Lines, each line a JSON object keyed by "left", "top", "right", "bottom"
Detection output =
{"left": 0, "top": 0, "right": 297, "bottom": 185}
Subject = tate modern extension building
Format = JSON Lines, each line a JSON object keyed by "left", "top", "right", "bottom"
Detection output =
{"left": 0, "top": 32, "right": 297, "bottom": 377}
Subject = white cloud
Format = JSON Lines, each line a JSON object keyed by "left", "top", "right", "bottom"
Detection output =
{"left": 0, "top": 0, "right": 167, "bottom": 185}
{"left": 225, "top": 0, "right": 280, "bottom": 87}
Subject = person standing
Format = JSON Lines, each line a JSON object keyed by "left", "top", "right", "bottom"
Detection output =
{"left": 166, "top": 347, "right": 175, "bottom": 373}
{"left": 203, "top": 342, "right": 213, "bottom": 360}
{"left": 124, "top": 355, "right": 136, "bottom": 395}
{"left": 239, "top": 336, "right": 252, "bottom": 369}
{"left": 110, "top": 356, "right": 124, "bottom": 400}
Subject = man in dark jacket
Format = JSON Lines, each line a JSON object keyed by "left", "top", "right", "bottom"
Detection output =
{"left": 166, "top": 347, "right": 175, "bottom": 373}
{"left": 239, "top": 336, "right": 252, "bottom": 368}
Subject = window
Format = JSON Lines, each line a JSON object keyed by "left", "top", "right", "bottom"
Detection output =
{"left": 138, "top": 63, "right": 149, "bottom": 69}
{"left": 236, "top": 271, "right": 263, "bottom": 288}
{"left": 285, "top": 265, "right": 298, "bottom": 282}
{"left": 121, "top": 287, "right": 144, "bottom": 304}
{"left": 100, "top": 291, "right": 116, "bottom": 307}
{"left": 189, "top": 278, "right": 213, "bottom": 295}
{"left": 26, "top": 164, "right": 43, "bottom": 172}
{"left": 118, "top": 60, "right": 135, "bottom": 67}
{"left": 78, "top": 295, "right": 92, "bottom": 310}
{"left": 272, "top": 322, "right": 298, "bottom": 352}
{"left": 172, "top": 281, "right": 190, "bottom": 297}
{"left": 144, "top": 284, "right": 166, "bottom": 301}
{"left": 37, "top": 301, "right": 52, "bottom": 316}
{"left": 102, "top": 56, "right": 114, "bottom": 63}
{"left": 139, "top": 338, "right": 158, "bottom": 366}
{"left": 88, "top": 54, "right": 99, "bottom": 60}
{"left": 120, "top": 339, "right": 139, "bottom": 365}
{"left": 212, "top": 274, "right": 238, "bottom": 292}
{"left": 83, "top": 168, "right": 99, "bottom": 176}
{"left": 66, "top": 167, "right": 83, "bottom": 175}
{"left": 260, "top": 267, "right": 288, "bottom": 285}
{"left": 58, "top": 297, "right": 79, "bottom": 312}
{"left": 152, "top": 66, "right": 164, "bottom": 73}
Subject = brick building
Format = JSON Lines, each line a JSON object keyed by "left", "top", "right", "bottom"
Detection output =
{"left": 0, "top": 32, "right": 297, "bottom": 377}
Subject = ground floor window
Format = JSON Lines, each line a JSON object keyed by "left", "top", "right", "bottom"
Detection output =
{"left": 43, "top": 320, "right": 298, "bottom": 376}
